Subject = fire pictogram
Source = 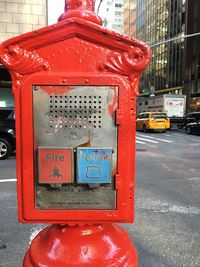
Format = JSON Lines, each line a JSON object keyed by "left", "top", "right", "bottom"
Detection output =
{"left": 50, "top": 166, "right": 63, "bottom": 178}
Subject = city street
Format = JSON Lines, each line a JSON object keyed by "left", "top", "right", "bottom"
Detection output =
{"left": 0, "top": 0, "right": 200, "bottom": 266}
{"left": 0, "top": 130, "right": 200, "bottom": 267}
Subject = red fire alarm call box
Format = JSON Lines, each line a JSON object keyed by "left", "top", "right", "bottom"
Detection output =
{"left": 0, "top": 0, "right": 151, "bottom": 223}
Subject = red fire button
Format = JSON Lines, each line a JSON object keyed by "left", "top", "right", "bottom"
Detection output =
{"left": 38, "top": 147, "right": 74, "bottom": 184}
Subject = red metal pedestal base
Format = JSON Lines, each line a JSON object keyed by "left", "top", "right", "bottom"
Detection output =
{"left": 23, "top": 223, "right": 138, "bottom": 267}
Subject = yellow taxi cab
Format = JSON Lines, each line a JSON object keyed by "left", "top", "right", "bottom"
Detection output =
{"left": 136, "top": 112, "right": 170, "bottom": 132}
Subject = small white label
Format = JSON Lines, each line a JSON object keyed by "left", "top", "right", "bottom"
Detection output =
{"left": 0, "top": 101, "right": 6, "bottom": 107}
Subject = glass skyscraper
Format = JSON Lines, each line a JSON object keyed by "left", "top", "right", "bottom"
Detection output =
{"left": 124, "top": 0, "right": 200, "bottom": 112}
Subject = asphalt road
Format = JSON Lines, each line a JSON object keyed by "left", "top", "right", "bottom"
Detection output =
{"left": 0, "top": 130, "right": 200, "bottom": 267}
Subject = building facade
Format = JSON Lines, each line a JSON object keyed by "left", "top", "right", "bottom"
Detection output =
{"left": 106, "top": 0, "right": 124, "bottom": 33}
{"left": 0, "top": 0, "right": 47, "bottom": 110}
{"left": 96, "top": 0, "right": 124, "bottom": 33}
{"left": 0, "top": 0, "right": 46, "bottom": 43}
{"left": 125, "top": 0, "right": 200, "bottom": 112}
{"left": 183, "top": 0, "right": 200, "bottom": 111}
{"left": 123, "top": 0, "right": 136, "bottom": 36}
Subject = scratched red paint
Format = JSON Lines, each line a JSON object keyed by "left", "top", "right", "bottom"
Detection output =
{"left": 108, "top": 86, "right": 118, "bottom": 116}
{"left": 39, "top": 85, "right": 75, "bottom": 95}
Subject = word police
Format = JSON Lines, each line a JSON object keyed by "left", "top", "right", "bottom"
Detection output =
{"left": 79, "top": 150, "right": 110, "bottom": 161}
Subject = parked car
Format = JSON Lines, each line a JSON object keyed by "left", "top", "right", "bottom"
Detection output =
{"left": 136, "top": 112, "right": 170, "bottom": 132}
{"left": 179, "top": 112, "right": 200, "bottom": 128}
{"left": 185, "top": 121, "right": 200, "bottom": 135}
{"left": 0, "top": 109, "right": 15, "bottom": 160}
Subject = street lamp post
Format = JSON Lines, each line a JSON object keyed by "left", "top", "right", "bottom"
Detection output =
{"left": 149, "top": 32, "right": 200, "bottom": 48}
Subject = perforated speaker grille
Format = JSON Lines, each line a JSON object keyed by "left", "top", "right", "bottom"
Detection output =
{"left": 49, "top": 94, "right": 103, "bottom": 130}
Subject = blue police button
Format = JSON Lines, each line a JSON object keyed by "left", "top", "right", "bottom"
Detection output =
{"left": 77, "top": 148, "right": 112, "bottom": 184}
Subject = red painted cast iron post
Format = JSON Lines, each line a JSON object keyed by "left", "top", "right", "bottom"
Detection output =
{"left": 0, "top": 0, "right": 151, "bottom": 266}
{"left": 59, "top": 0, "right": 102, "bottom": 24}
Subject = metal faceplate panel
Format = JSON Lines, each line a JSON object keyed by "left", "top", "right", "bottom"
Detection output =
{"left": 33, "top": 85, "right": 118, "bottom": 210}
